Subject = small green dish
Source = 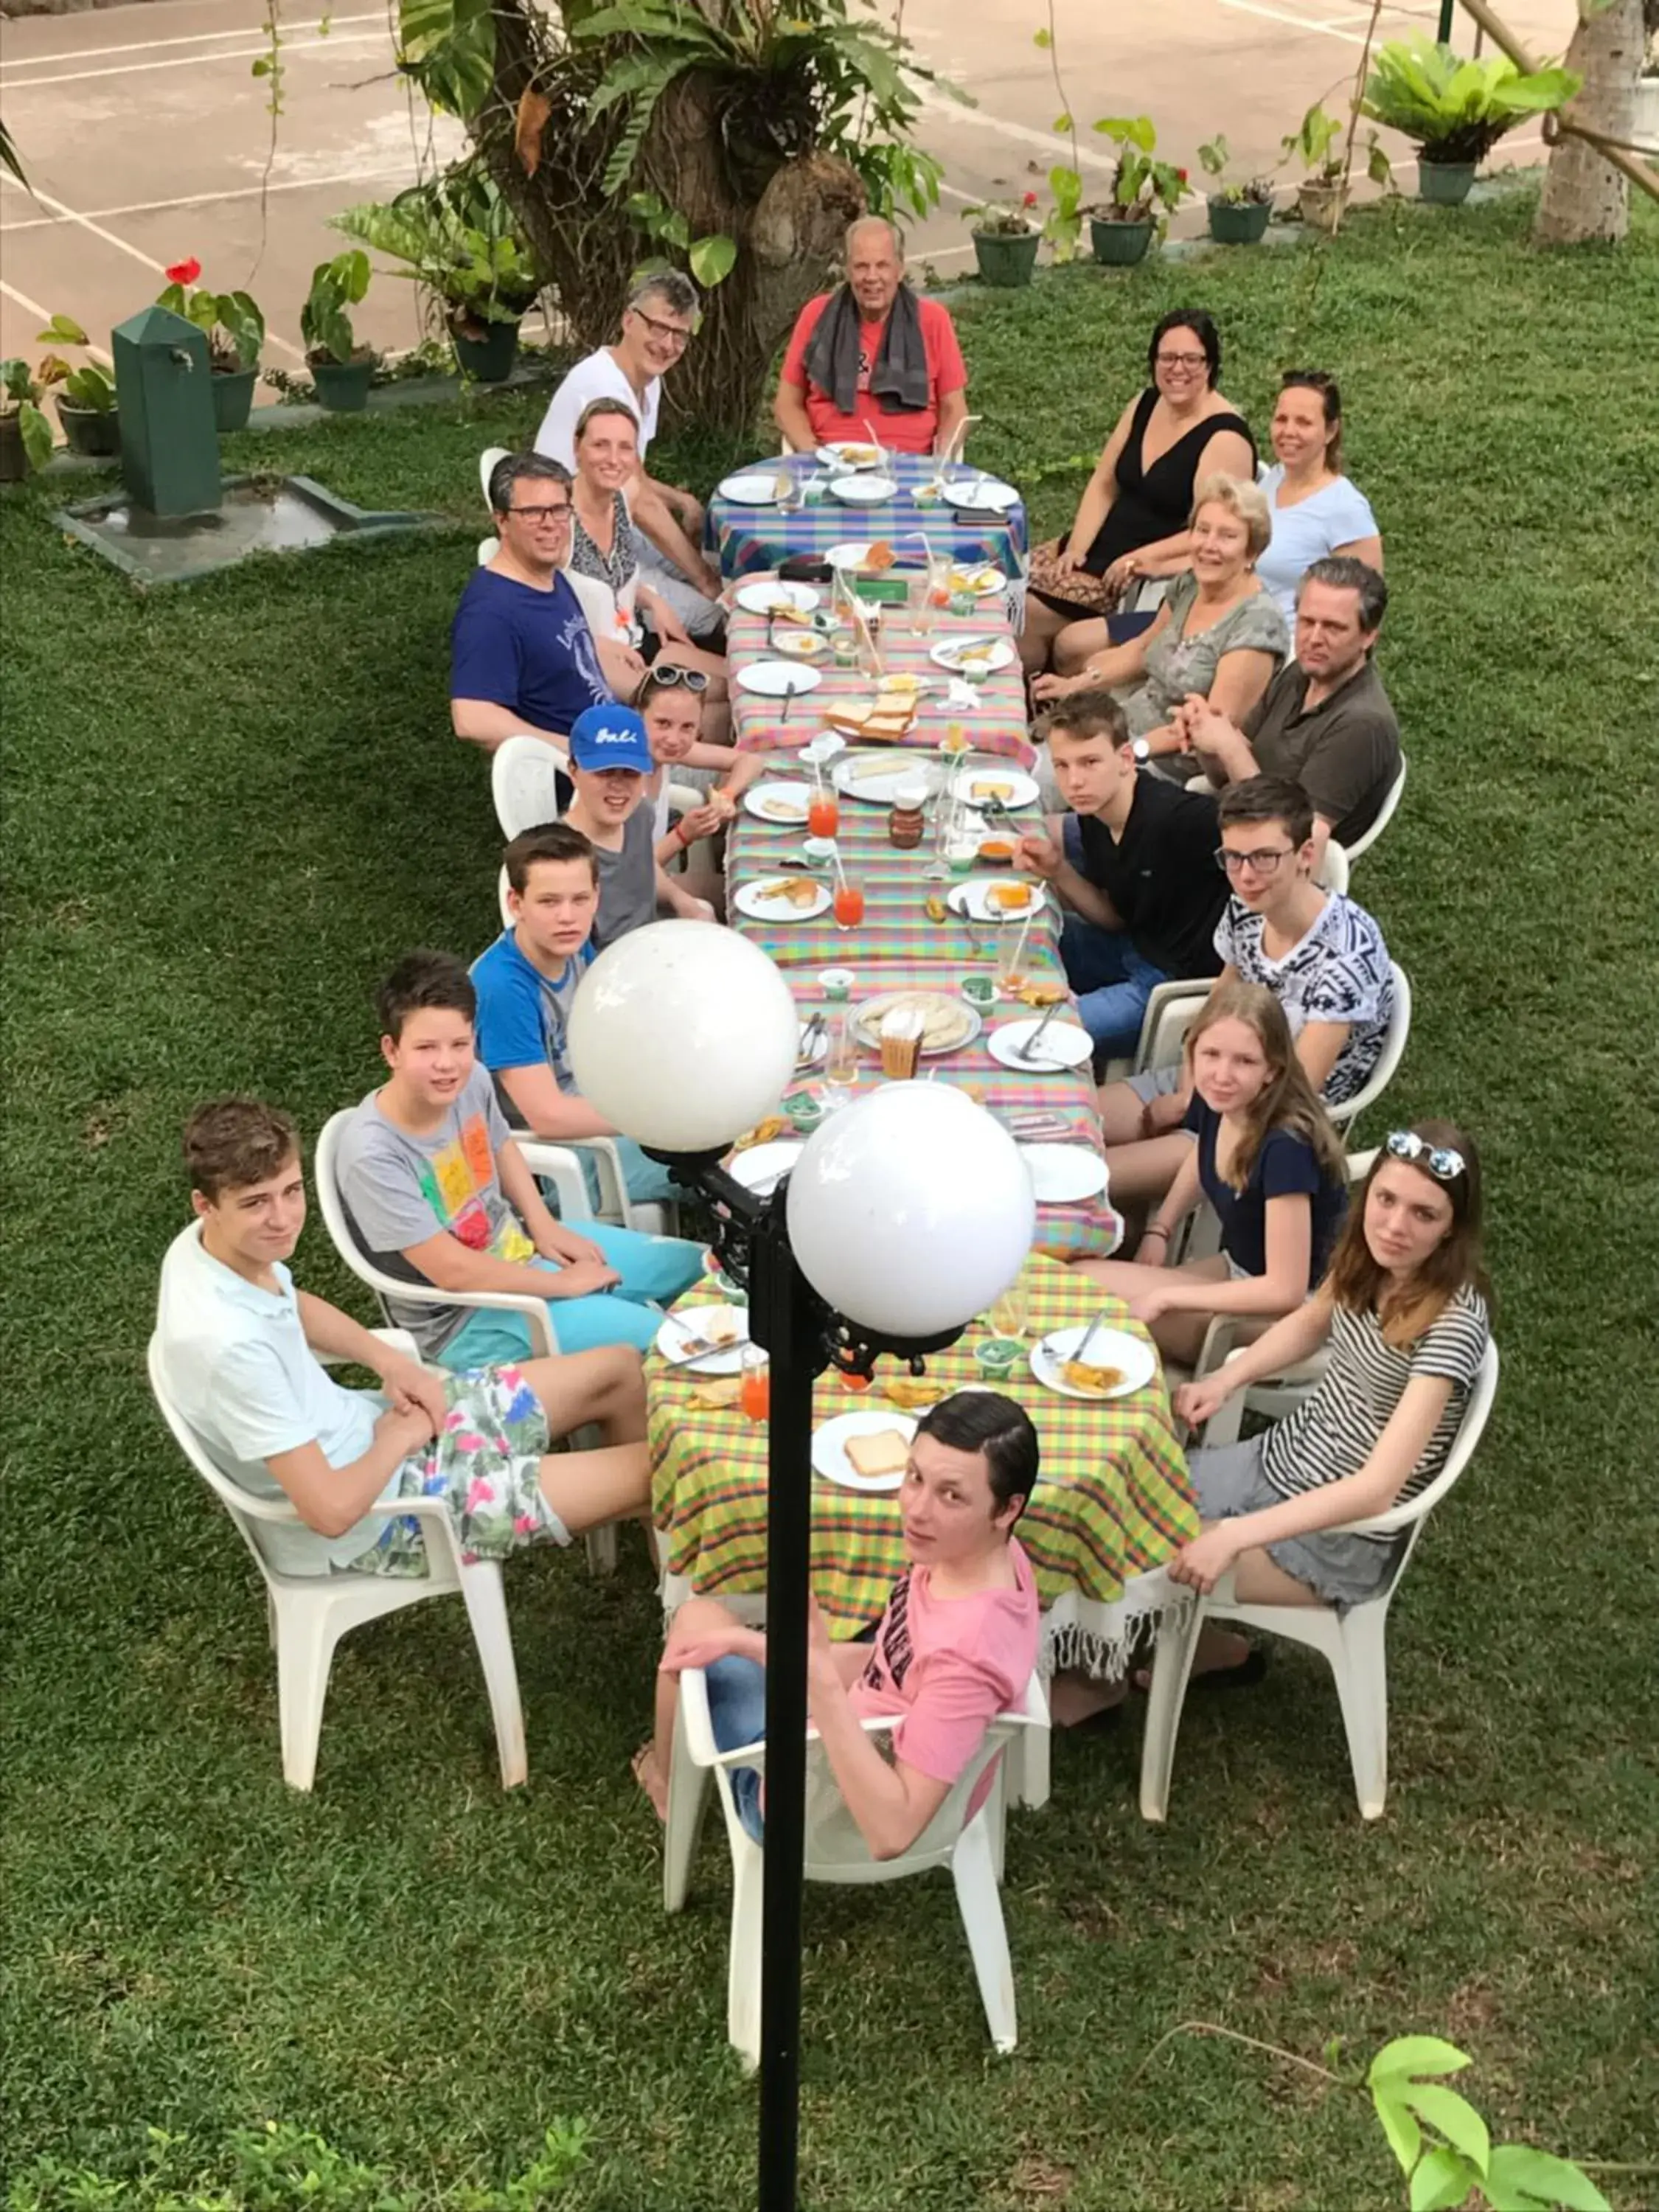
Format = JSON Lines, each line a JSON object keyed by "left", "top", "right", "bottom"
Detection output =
{"left": 975, "top": 1336, "right": 1026, "bottom": 1379}
{"left": 784, "top": 1092, "right": 825, "bottom": 1134}
{"left": 961, "top": 976, "right": 997, "bottom": 1012}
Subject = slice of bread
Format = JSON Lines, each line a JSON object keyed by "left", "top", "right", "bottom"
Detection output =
{"left": 845, "top": 1428, "right": 911, "bottom": 1479}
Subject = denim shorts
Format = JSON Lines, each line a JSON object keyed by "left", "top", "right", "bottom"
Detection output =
{"left": 703, "top": 1652, "right": 768, "bottom": 1842}
{"left": 1188, "top": 1432, "right": 1402, "bottom": 1612}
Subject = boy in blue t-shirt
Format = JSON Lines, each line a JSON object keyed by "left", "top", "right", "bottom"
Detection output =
{"left": 471, "top": 821, "right": 678, "bottom": 1207}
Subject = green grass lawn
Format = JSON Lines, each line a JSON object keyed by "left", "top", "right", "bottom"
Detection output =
{"left": 3, "top": 184, "right": 1657, "bottom": 2210}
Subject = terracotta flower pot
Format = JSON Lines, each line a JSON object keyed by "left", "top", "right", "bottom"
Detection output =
{"left": 971, "top": 230, "right": 1041, "bottom": 288}
{"left": 1298, "top": 179, "right": 1348, "bottom": 234}
{"left": 1089, "top": 215, "right": 1155, "bottom": 266}
{"left": 1417, "top": 159, "right": 1476, "bottom": 204}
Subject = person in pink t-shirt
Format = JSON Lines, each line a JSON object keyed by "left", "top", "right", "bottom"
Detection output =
{"left": 773, "top": 218, "right": 970, "bottom": 460}
{"left": 634, "top": 1391, "right": 1041, "bottom": 1859}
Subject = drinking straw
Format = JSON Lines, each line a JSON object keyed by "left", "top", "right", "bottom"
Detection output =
{"left": 859, "top": 415, "right": 888, "bottom": 474}
{"left": 1002, "top": 904, "right": 1035, "bottom": 981}
{"left": 830, "top": 842, "right": 849, "bottom": 893}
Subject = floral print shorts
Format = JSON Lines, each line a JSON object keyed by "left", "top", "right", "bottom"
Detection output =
{"left": 352, "top": 1364, "right": 562, "bottom": 1579}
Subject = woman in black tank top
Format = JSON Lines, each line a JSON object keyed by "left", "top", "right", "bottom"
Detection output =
{"left": 1021, "top": 310, "right": 1256, "bottom": 676}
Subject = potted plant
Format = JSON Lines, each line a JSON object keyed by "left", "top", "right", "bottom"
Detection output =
{"left": 1083, "top": 115, "right": 1187, "bottom": 265}
{"left": 1197, "top": 136, "right": 1276, "bottom": 241}
{"left": 959, "top": 192, "right": 1043, "bottom": 287}
{"left": 1360, "top": 38, "right": 1580, "bottom": 204}
{"left": 300, "top": 249, "right": 375, "bottom": 411}
{"left": 1278, "top": 104, "right": 1394, "bottom": 232}
{"left": 330, "top": 166, "right": 541, "bottom": 383}
{"left": 34, "top": 315, "right": 120, "bottom": 457}
{"left": 0, "top": 356, "right": 53, "bottom": 481}
{"left": 155, "top": 257, "right": 267, "bottom": 431}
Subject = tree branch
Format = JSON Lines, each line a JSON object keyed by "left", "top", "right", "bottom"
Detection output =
{"left": 1455, "top": 0, "right": 1659, "bottom": 204}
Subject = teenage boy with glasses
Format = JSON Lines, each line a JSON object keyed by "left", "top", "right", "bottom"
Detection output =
{"left": 532, "top": 272, "right": 725, "bottom": 636}
{"left": 451, "top": 453, "right": 641, "bottom": 759}
{"left": 1096, "top": 774, "right": 1394, "bottom": 1216}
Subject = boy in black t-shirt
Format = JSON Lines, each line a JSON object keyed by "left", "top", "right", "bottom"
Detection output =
{"left": 1019, "top": 692, "right": 1226, "bottom": 1060}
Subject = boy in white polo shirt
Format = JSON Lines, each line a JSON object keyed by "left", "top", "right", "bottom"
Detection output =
{"left": 154, "top": 1098, "right": 650, "bottom": 1576}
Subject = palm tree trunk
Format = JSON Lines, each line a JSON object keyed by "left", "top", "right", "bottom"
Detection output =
{"left": 1534, "top": 0, "right": 1644, "bottom": 244}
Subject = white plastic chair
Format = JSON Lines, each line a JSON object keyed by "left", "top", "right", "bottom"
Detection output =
{"left": 1342, "top": 755, "right": 1408, "bottom": 863}
{"left": 665, "top": 1666, "right": 1049, "bottom": 2067}
{"left": 492, "top": 734, "right": 570, "bottom": 838}
{"left": 1326, "top": 962, "right": 1410, "bottom": 1130}
{"left": 1315, "top": 838, "right": 1349, "bottom": 894}
{"left": 147, "top": 1331, "right": 527, "bottom": 1792}
{"left": 1139, "top": 1339, "right": 1498, "bottom": 1822}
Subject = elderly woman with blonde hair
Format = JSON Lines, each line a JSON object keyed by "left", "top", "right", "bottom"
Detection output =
{"left": 1033, "top": 476, "right": 1289, "bottom": 776}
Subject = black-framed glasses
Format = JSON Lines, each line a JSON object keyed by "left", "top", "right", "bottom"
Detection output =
{"left": 1214, "top": 844, "right": 1295, "bottom": 877}
{"left": 647, "top": 664, "right": 709, "bottom": 693}
{"left": 1155, "top": 349, "right": 1208, "bottom": 369}
{"left": 627, "top": 306, "right": 693, "bottom": 348}
{"left": 1385, "top": 1130, "right": 1467, "bottom": 1183}
{"left": 507, "top": 501, "right": 571, "bottom": 524}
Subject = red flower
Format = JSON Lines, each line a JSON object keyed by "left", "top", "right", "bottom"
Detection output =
{"left": 1022, "top": 190, "right": 1038, "bottom": 206}
{"left": 1177, "top": 168, "right": 1189, "bottom": 184}
{"left": 165, "top": 257, "right": 201, "bottom": 285}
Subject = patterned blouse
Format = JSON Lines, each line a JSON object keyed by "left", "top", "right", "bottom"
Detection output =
{"left": 568, "top": 488, "right": 636, "bottom": 601}
{"left": 1127, "top": 571, "right": 1289, "bottom": 739}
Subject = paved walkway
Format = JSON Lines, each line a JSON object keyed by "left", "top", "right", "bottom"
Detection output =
{"left": 0, "top": 0, "right": 1575, "bottom": 379}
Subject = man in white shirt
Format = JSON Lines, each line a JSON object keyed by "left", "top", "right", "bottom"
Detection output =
{"left": 154, "top": 1097, "right": 650, "bottom": 1579}
{"left": 533, "top": 271, "right": 723, "bottom": 638}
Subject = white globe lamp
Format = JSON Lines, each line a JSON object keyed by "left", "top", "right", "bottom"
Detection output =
{"left": 566, "top": 920, "right": 799, "bottom": 1155}
{"left": 785, "top": 1081, "right": 1034, "bottom": 1338}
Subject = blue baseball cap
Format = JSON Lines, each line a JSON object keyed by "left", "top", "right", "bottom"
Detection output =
{"left": 569, "top": 703, "right": 653, "bottom": 775}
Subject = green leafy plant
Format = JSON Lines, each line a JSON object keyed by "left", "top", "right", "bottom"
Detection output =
{"left": 0, "top": 357, "right": 54, "bottom": 471}
{"left": 154, "top": 255, "right": 266, "bottom": 371}
{"left": 1280, "top": 102, "right": 1346, "bottom": 182}
{"left": 1197, "top": 133, "right": 1276, "bottom": 205}
{"left": 33, "top": 316, "right": 117, "bottom": 413}
{"left": 331, "top": 164, "right": 541, "bottom": 333}
{"left": 1360, "top": 38, "right": 1581, "bottom": 164}
{"left": 960, "top": 190, "right": 1040, "bottom": 237}
{"left": 394, "top": 0, "right": 497, "bottom": 120}
{"left": 299, "top": 248, "right": 372, "bottom": 364}
{"left": 1088, "top": 113, "right": 1188, "bottom": 226}
{"left": 619, "top": 189, "right": 736, "bottom": 294}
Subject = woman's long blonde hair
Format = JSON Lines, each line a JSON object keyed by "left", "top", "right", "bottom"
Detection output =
{"left": 1186, "top": 980, "right": 1346, "bottom": 1194}
{"left": 1325, "top": 1119, "right": 1489, "bottom": 1346}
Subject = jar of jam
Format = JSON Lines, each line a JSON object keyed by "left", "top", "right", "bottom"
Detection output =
{"left": 888, "top": 775, "right": 928, "bottom": 850}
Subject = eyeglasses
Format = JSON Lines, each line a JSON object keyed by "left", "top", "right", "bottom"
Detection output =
{"left": 507, "top": 502, "right": 571, "bottom": 524}
{"left": 1385, "top": 1130, "right": 1467, "bottom": 1182}
{"left": 1155, "top": 350, "right": 1208, "bottom": 370}
{"left": 1214, "top": 844, "right": 1295, "bottom": 877}
{"left": 646, "top": 664, "right": 709, "bottom": 694}
{"left": 627, "top": 307, "right": 694, "bottom": 349}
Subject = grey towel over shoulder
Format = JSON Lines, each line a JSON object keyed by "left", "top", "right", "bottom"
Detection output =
{"left": 801, "top": 282, "right": 931, "bottom": 418}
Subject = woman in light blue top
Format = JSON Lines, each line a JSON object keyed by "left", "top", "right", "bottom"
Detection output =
{"left": 1256, "top": 372, "right": 1382, "bottom": 624}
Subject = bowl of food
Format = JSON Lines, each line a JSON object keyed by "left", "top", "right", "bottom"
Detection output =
{"left": 978, "top": 835, "right": 1018, "bottom": 866}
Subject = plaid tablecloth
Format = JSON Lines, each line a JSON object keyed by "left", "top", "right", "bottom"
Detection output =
{"left": 649, "top": 1255, "right": 1197, "bottom": 1654}
{"left": 728, "top": 597, "right": 1034, "bottom": 764}
{"left": 709, "top": 453, "right": 1029, "bottom": 609}
{"left": 728, "top": 793, "right": 1061, "bottom": 970}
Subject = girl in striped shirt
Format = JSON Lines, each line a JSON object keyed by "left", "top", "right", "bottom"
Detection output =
{"left": 1166, "top": 1121, "right": 1491, "bottom": 1670}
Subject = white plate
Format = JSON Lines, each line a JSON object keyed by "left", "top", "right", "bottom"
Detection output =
{"left": 1031, "top": 1324, "right": 1157, "bottom": 1402}
{"left": 736, "top": 660, "right": 824, "bottom": 699}
{"left": 947, "top": 876, "right": 1048, "bottom": 925}
{"left": 930, "top": 636, "right": 1017, "bottom": 676}
{"left": 851, "top": 990, "right": 983, "bottom": 1057}
{"left": 950, "top": 766, "right": 1040, "bottom": 813}
{"left": 988, "top": 1018, "right": 1093, "bottom": 1074}
{"left": 945, "top": 562, "right": 1007, "bottom": 598}
{"left": 655, "top": 1304, "right": 751, "bottom": 1376}
{"left": 734, "top": 876, "right": 833, "bottom": 922}
{"left": 771, "top": 629, "right": 828, "bottom": 660}
{"left": 828, "top": 473, "right": 899, "bottom": 504}
{"left": 734, "top": 579, "right": 821, "bottom": 616}
{"left": 728, "top": 1139, "right": 806, "bottom": 1197}
{"left": 944, "top": 477, "right": 1020, "bottom": 514}
{"left": 831, "top": 754, "right": 925, "bottom": 805}
{"left": 824, "top": 541, "right": 874, "bottom": 571}
{"left": 743, "top": 780, "right": 813, "bottom": 825}
{"left": 719, "top": 472, "right": 785, "bottom": 505}
{"left": 816, "top": 441, "right": 885, "bottom": 470}
{"left": 1019, "top": 1144, "right": 1109, "bottom": 1205}
{"left": 811, "top": 1410, "right": 917, "bottom": 1492}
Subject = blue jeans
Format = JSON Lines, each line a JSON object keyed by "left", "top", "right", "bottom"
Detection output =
{"left": 704, "top": 1652, "right": 768, "bottom": 1842}
{"left": 436, "top": 1228, "right": 706, "bottom": 1365}
{"left": 1057, "top": 818, "right": 1166, "bottom": 1056}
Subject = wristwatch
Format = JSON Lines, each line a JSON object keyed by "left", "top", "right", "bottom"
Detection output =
{"left": 1130, "top": 737, "right": 1151, "bottom": 765}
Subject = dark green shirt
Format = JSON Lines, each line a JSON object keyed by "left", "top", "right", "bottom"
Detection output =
{"left": 1243, "top": 658, "right": 1402, "bottom": 845}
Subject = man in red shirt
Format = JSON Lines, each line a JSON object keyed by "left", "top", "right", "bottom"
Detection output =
{"left": 773, "top": 217, "right": 970, "bottom": 459}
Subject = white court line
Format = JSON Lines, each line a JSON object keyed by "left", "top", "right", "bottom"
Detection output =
{"left": 0, "top": 164, "right": 420, "bottom": 234}
{"left": 1, "top": 31, "right": 389, "bottom": 91}
{"left": 918, "top": 88, "right": 1121, "bottom": 175}
{"left": 0, "top": 274, "right": 115, "bottom": 362}
{"left": 1215, "top": 0, "right": 1368, "bottom": 44}
{"left": 0, "top": 11, "right": 383, "bottom": 69}
{"left": 7, "top": 182, "right": 307, "bottom": 358}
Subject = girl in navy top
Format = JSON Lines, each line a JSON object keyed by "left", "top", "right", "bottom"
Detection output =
{"left": 1077, "top": 981, "right": 1347, "bottom": 1366}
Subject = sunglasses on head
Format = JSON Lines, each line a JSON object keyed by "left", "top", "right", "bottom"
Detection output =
{"left": 1279, "top": 368, "right": 1337, "bottom": 389}
{"left": 647, "top": 664, "right": 709, "bottom": 694}
{"left": 1385, "top": 1130, "right": 1466, "bottom": 1183}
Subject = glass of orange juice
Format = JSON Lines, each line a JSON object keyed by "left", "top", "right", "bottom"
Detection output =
{"left": 740, "top": 1348, "right": 771, "bottom": 1422}
{"left": 833, "top": 881, "right": 865, "bottom": 930}
{"left": 808, "top": 791, "right": 840, "bottom": 838}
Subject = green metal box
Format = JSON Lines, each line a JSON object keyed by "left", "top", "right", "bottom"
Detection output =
{"left": 112, "top": 304, "right": 221, "bottom": 518}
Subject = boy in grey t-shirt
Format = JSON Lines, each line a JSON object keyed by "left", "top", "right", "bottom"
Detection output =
{"left": 559, "top": 703, "right": 713, "bottom": 948}
{"left": 334, "top": 950, "right": 705, "bottom": 1366}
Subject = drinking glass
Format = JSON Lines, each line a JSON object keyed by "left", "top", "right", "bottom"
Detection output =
{"left": 808, "top": 792, "right": 840, "bottom": 838}
{"left": 989, "top": 1278, "right": 1029, "bottom": 1340}
{"left": 740, "top": 1349, "right": 771, "bottom": 1422}
{"left": 908, "top": 574, "right": 938, "bottom": 638}
{"left": 833, "top": 882, "right": 865, "bottom": 930}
